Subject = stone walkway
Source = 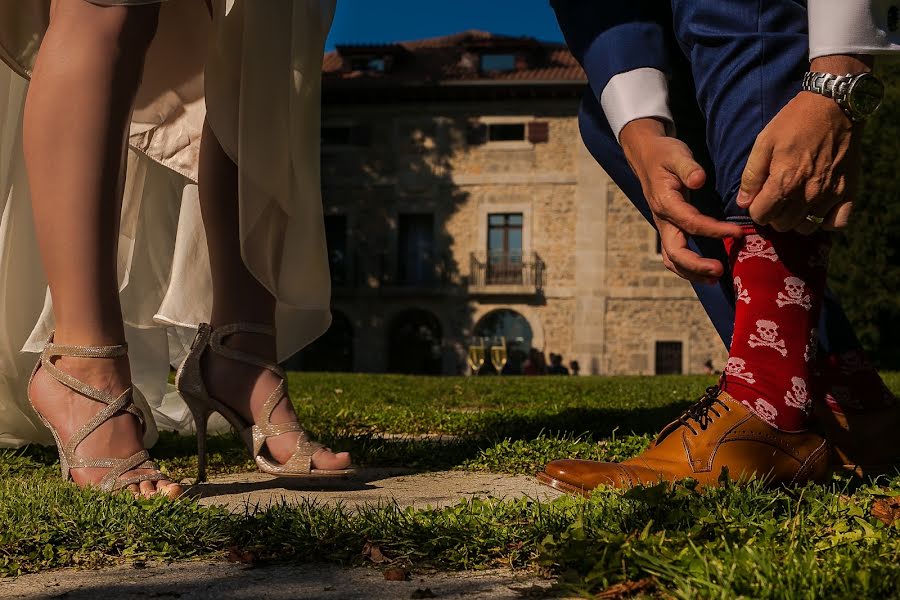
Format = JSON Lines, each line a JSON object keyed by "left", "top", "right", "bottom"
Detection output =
{"left": 191, "top": 469, "right": 561, "bottom": 512}
{"left": 0, "top": 562, "right": 561, "bottom": 599}
{"left": 2, "top": 470, "right": 567, "bottom": 599}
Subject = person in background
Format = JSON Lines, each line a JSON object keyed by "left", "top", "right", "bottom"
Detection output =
{"left": 547, "top": 354, "right": 570, "bottom": 376}
{"left": 522, "top": 349, "right": 547, "bottom": 376}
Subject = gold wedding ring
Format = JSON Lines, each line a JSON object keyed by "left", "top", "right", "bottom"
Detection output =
{"left": 805, "top": 214, "right": 825, "bottom": 225}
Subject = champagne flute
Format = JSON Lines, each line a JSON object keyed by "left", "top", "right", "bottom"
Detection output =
{"left": 489, "top": 336, "right": 508, "bottom": 375}
{"left": 467, "top": 337, "right": 486, "bottom": 375}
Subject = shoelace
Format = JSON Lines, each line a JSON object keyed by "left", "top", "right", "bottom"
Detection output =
{"left": 677, "top": 385, "right": 731, "bottom": 435}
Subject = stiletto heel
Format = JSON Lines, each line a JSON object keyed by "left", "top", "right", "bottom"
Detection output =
{"left": 175, "top": 323, "right": 354, "bottom": 479}
{"left": 27, "top": 333, "right": 177, "bottom": 495}
{"left": 184, "top": 396, "right": 211, "bottom": 482}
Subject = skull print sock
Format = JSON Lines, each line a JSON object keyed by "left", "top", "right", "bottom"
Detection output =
{"left": 722, "top": 225, "right": 829, "bottom": 432}
{"left": 819, "top": 349, "right": 898, "bottom": 414}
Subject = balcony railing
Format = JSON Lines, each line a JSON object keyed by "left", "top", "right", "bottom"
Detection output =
{"left": 469, "top": 252, "right": 544, "bottom": 295}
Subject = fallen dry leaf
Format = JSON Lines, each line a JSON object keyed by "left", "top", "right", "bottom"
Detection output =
{"left": 225, "top": 546, "right": 258, "bottom": 564}
{"left": 362, "top": 541, "right": 388, "bottom": 563}
{"left": 871, "top": 497, "right": 900, "bottom": 526}
{"left": 596, "top": 578, "right": 656, "bottom": 599}
{"left": 383, "top": 567, "right": 410, "bottom": 581}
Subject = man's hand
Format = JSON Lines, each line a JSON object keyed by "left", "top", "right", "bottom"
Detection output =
{"left": 620, "top": 118, "right": 743, "bottom": 284}
{"left": 736, "top": 55, "right": 870, "bottom": 234}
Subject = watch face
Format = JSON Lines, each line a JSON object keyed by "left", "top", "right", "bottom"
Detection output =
{"left": 848, "top": 75, "right": 885, "bottom": 117}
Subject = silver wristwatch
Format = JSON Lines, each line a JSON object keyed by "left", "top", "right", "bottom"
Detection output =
{"left": 801, "top": 71, "right": 885, "bottom": 122}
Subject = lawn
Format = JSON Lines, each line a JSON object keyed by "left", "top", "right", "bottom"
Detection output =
{"left": 2, "top": 373, "right": 900, "bottom": 598}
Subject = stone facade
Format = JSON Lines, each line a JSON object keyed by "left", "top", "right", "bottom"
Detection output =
{"left": 298, "top": 34, "right": 728, "bottom": 375}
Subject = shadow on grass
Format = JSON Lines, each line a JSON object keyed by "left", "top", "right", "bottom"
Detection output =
{"left": 3, "top": 402, "right": 693, "bottom": 482}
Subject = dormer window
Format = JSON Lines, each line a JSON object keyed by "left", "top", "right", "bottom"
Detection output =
{"left": 349, "top": 55, "right": 386, "bottom": 72}
{"left": 479, "top": 53, "right": 517, "bottom": 73}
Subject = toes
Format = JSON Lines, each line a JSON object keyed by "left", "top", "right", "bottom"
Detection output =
{"left": 158, "top": 481, "right": 183, "bottom": 499}
{"left": 127, "top": 483, "right": 142, "bottom": 497}
{"left": 139, "top": 480, "right": 157, "bottom": 498}
{"left": 313, "top": 449, "right": 352, "bottom": 470}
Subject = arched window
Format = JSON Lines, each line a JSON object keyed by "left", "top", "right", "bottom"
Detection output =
{"left": 474, "top": 309, "right": 533, "bottom": 374}
{"left": 388, "top": 309, "right": 443, "bottom": 375}
{"left": 284, "top": 311, "right": 354, "bottom": 372}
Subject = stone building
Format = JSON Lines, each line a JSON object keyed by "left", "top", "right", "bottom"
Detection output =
{"left": 291, "top": 31, "right": 727, "bottom": 376}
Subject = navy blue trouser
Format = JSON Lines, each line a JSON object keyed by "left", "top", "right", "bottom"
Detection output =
{"left": 577, "top": 0, "right": 861, "bottom": 354}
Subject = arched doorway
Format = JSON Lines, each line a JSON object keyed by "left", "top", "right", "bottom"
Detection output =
{"left": 474, "top": 309, "right": 533, "bottom": 374}
{"left": 388, "top": 309, "right": 443, "bottom": 375}
{"left": 284, "top": 311, "right": 354, "bottom": 372}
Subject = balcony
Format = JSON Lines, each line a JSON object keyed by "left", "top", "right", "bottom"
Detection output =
{"left": 468, "top": 252, "right": 544, "bottom": 296}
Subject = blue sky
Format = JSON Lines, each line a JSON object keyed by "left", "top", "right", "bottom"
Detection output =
{"left": 325, "top": 0, "right": 565, "bottom": 51}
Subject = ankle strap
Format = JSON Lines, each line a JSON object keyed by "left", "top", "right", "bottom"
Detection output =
{"left": 208, "top": 322, "right": 282, "bottom": 376}
{"left": 45, "top": 341, "right": 128, "bottom": 360}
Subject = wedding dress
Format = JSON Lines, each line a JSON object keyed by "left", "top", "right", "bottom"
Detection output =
{"left": 0, "top": 0, "right": 336, "bottom": 447}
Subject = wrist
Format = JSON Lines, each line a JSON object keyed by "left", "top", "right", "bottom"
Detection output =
{"left": 809, "top": 54, "right": 873, "bottom": 75}
{"left": 620, "top": 117, "right": 669, "bottom": 161}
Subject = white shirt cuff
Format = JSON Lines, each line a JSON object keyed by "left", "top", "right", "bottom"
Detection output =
{"left": 808, "top": 0, "right": 900, "bottom": 59}
{"left": 600, "top": 68, "right": 675, "bottom": 143}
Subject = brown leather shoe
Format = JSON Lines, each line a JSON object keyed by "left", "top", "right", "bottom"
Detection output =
{"left": 813, "top": 401, "right": 900, "bottom": 478}
{"left": 537, "top": 387, "right": 830, "bottom": 496}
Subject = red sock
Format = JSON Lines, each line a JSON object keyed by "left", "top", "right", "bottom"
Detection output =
{"left": 722, "top": 225, "right": 829, "bottom": 431}
{"left": 819, "top": 349, "right": 898, "bottom": 414}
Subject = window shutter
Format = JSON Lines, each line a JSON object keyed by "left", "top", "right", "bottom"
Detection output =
{"left": 527, "top": 121, "right": 549, "bottom": 144}
{"left": 467, "top": 122, "right": 488, "bottom": 146}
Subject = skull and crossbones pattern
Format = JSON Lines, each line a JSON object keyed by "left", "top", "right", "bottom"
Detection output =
{"left": 783, "top": 376, "right": 810, "bottom": 411}
{"left": 737, "top": 235, "right": 778, "bottom": 262}
{"left": 776, "top": 277, "right": 812, "bottom": 310}
{"left": 724, "top": 357, "right": 755, "bottom": 384}
{"left": 734, "top": 276, "right": 751, "bottom": 304}
{"left": 752, "top": 398, "right": 779, "bottom": 424}
{"left": 747, "top": 319, "right": 788, "bottom": 356}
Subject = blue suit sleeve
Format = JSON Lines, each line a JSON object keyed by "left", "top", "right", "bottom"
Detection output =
{"left": 550, "top": 0, "right": 671, "bottom": 100}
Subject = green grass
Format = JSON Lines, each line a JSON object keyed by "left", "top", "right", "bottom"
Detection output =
{"left": 2, "top": 373, "right": 900, "bottom": 598}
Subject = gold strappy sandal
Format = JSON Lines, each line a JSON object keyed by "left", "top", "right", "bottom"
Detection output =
{"left": 28, "top": 334, "right": 178, "bottom": 495}
{"left": 175, "top": 322, "right": 355, "bottom": 482}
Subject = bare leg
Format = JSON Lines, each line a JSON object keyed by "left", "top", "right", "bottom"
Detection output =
{"left": 24, "top": 0, "right": 179, "bottom": 497}
{"left": 198, "top": 120, "right": 350, "bottom": 469}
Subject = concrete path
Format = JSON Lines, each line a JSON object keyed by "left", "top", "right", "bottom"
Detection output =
{"left": 191, "top": 469, "right": 562, "bottom": 512}
{"left": 0, "top": 562, "right": 562, "bottom": 599}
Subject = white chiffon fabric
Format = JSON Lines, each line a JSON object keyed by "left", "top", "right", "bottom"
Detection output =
{"left": 0, "top": 0, "right": 336, "bottom": 447}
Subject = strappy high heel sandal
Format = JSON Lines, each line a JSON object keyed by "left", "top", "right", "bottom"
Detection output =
{"left": 175, "top": 322, "right": 355, "bottom": 482}
{"left": 28, "top": 334, "right": 179, "bottom": 496}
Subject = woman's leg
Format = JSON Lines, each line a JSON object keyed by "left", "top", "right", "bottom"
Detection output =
{"left": 24, "top": 0, "right": 178, "bottom": 497}
{"left": 197, "top": 119, "right": 350, "bottom": 469}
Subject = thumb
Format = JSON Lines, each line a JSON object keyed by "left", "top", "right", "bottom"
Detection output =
{"left": 737, "top": 137, "right": 773, "bottom": 208}
{"left": 670, "top": 153, "right": 706, "bottom": 190}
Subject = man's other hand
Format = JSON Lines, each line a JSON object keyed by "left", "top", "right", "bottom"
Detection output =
{"left": 736, "top": 55, "right": 871, "bottom": 234}
{"left": 620, "top": 118, "right": 742, "bottom": 283}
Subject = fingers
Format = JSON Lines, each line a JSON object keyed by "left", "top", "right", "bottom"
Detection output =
{"left": 659, "top": 223, "right": 725, "bottom": 284}
{"left": 736, "top": 136, "right": 773, "bottom": 208}
{"left": 656, "top": 192, "right": 744, "bottom": 239}
{"left": 822, "top": 200, "right": 853, "bottom": 231}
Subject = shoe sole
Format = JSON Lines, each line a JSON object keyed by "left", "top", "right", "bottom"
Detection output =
{"left": 535, "top": 471, "right": 592, "bottom": 498}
